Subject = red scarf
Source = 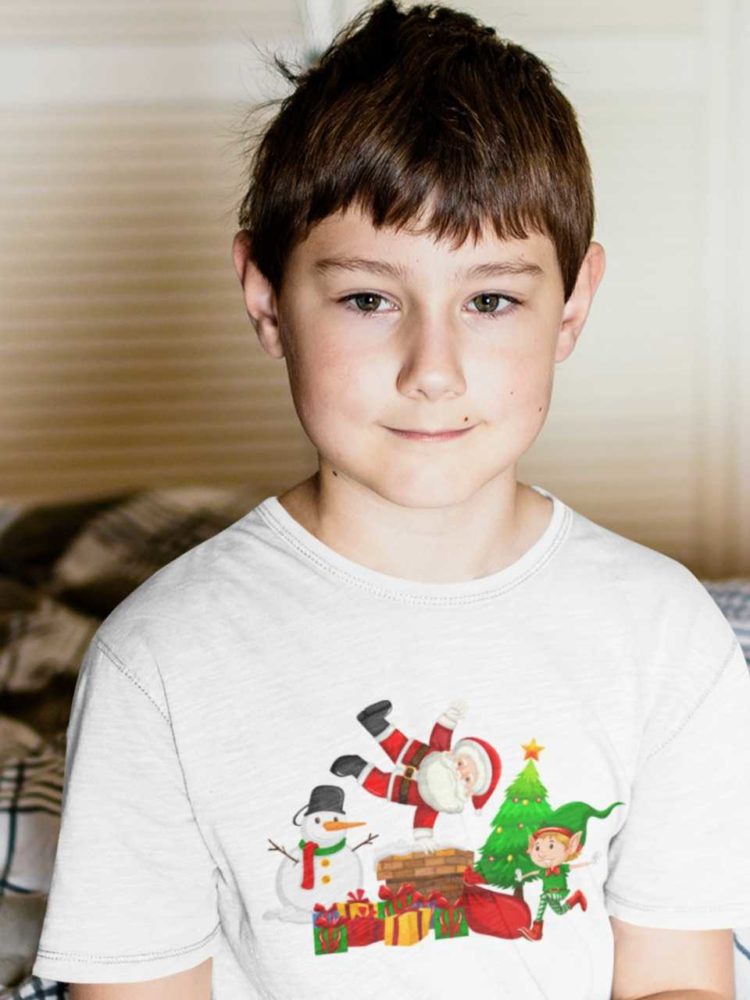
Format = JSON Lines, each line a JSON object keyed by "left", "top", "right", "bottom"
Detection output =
{"left": 301, "top": 840, "right": 319, "bottom": 890}
{"left": 547, "top": 865, "right": 561, "bottom": 876}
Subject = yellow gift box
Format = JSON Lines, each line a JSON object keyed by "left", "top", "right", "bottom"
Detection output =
{"left": 335, "top": 900, "right": 377, "bottom": 918}
{"left": 334, "top": 891, "right": 377, "bottom": 919}
{"left": 383, "top": 907, "right": 431, "bottom": 946}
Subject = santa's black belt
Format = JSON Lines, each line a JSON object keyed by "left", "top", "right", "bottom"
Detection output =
{"left": 407, "top": 744, "right": 430, "bottom": 768}
{"left": 395, "top": 774, "right": 415, "bottom": 802}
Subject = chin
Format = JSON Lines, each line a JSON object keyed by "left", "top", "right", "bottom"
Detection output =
{"left": 374, "top": 481, "right": 480, "bottom": 511}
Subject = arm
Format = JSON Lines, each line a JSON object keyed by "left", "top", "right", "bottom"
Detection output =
{"left": 413, "top": 802, "right": 439, "bottom": 852}
{"left": 414, "top": 802, "right": 438, "bottom": 835}
{"left": 70, "top": 957, "right": 212, "bottom": 1000}
{"left": 514, "top": 867, "right": 542, "bottom": 882}
{"left": 570, "top": 849, "right": 600, "bottom": 871}
{"left": 430, "top": 699, "right": 468, "bottom": 749}
{"left": 610, "top": 918, "right": 734, "bottom": 1000}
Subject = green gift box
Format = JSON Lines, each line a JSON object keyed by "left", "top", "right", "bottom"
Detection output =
{"left": 377, "top": 882, "right": 424, "bottom": 917}
{"left": 312, "top": 905, "right": 349, "bottom": 955}
{"left": 433, "top": 902, "right": 469, "bottom": 940}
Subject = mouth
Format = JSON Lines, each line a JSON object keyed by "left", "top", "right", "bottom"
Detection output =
{"left": 385, "top": 425, "right": 476, "bottom": 442}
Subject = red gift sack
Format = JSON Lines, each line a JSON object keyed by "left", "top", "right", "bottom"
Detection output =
{"left": 458, "top": 869, "right": 532, "bottom": 940}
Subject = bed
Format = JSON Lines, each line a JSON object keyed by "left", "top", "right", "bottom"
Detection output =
{"left": 0, "top": 487, "right": 748, "bottom": 999}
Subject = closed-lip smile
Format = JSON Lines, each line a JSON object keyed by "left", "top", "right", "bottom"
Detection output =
{"left": 385, "top": 425, "right": 476, "bottom": 440}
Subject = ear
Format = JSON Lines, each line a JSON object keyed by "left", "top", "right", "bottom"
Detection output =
{"left": 527, "top": 835, "right": 536, "bottom": 854}
{"left": 232, "top": 230, "right": 285, "bottom": 360}
{"left": 555, "top": 240, "right": 606, "bottom": 364}
{"left": 567, "top": 832, "right": 582, "bottom": 857}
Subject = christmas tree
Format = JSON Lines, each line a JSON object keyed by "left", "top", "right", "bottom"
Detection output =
{"left": 475, "top": 739, "right": 552, "bottom": 894}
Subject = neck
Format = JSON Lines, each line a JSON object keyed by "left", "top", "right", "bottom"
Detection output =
{"left": 278, "top": 470, "right": 553, "bottom": 585}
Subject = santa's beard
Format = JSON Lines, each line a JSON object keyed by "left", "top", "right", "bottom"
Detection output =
{"left": 417, "top": 752, "right": 470, "bottom": 814}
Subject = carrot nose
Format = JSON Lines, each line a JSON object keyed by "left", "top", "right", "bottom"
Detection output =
{"left": 323, "top": 819, "right": 366, "bottom": 831}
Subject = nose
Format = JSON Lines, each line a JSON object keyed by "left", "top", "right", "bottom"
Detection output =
{"left": 396, "top": 309, "right": 467, "bottom": 401}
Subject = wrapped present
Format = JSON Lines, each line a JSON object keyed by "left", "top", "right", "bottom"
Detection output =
{"left": 335, "top": 888, "right": 378, "bottom": 919}
{"left": 383, "top": 907, "right": 431, "bottom": 946}
{"left": 421, "top": 889, "right": 445, "bottom": 922}
{"left": 347, "top": 913, "right": 385, "bottom": 948}
{"left": 377, "top": 882, "right": 425, "bottom": 917}
{"left": 431, "top": 894, "right": 469, "bottom": 940}
{"left": 312, "top": 904, "right": 349, "bottom": 955}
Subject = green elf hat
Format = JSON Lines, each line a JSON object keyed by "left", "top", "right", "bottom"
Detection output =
{"left": 533, "top": 800, "right": 624, "bottom": 847}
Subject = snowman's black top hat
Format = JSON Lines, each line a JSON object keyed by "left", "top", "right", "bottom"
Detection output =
{"left": 292, "top": 785, "right": 346, "bottom": 826}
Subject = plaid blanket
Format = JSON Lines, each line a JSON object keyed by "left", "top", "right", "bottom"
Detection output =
{"left": 0, "top": 485, "right": 264, "bottom": 998}
{"left": 1, "top": 487, "right": 749, "bottom": 997}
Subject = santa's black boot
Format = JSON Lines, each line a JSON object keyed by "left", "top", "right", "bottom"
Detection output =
{"left": 331, "top": 754, "right": 367, "bottom": 779}
{"left": 356, "top": 700, "right": 392, "bottom": 737}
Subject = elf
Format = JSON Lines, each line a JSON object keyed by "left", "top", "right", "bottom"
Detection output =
{"left": 515, "top": 800, "right": 623, "bottom": 941}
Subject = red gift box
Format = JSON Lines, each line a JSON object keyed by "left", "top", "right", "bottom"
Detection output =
{"left": 347, "top": 913, "right": 385, "bottom": 947}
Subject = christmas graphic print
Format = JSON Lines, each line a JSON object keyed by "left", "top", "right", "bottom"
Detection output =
{"left": 263, "top": 698, "right": 624, "bottom": 953}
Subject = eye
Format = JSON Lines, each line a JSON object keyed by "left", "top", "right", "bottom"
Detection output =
{"left": 314, "top": 817, "right": 320, "bottom": 824}
{"left": 467, "top": 293, "right": 519, "bottom": 319}
{"left": 338, "top": 292, "right": 393, "bottom": 317}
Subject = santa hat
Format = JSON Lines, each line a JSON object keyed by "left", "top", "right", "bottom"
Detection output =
{"left": 453, "top": 737, "right": 501, "bottom": 810}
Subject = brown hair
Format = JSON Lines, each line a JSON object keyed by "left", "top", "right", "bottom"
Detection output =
{"left": 236, "top": 0, "right": 595, "bottom": 302}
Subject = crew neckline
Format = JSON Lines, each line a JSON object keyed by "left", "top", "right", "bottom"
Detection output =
{"left": 255, "top": 484, "right": 571, "bottom": 606}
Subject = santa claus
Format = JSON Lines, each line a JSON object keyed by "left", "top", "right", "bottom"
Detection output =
{"left": 331, "top": 699, "right": 501, "bottom": 852}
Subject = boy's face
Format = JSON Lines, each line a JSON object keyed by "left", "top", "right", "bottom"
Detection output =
{"left": 234, "top": 202, "right": 604, "bottom": 511}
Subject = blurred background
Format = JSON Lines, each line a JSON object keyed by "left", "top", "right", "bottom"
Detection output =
{"left": 1, "top": 0, "right": 749, "bottom": 579}
{"left": 2, "top": 7, "right": 750, "bottom": 995}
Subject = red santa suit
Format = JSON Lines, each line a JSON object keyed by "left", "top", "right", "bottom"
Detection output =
{"left": 357, "top": 711, "right": 500, "bottom": 839}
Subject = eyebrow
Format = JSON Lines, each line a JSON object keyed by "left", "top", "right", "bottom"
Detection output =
{"left": 313, "top": 255, "right": 544, "bottom": 281}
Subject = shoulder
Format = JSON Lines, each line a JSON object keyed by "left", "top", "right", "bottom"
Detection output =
{"left": 562, "top": 503, "right": 747, "bottom": 753}
{"left": 559, "top": 502, "right": 733, "bottom": 638}
{"left": 563, "top": 502, "right": 695, "bottom": 590}
{"left": 554, "top": 501, "right": 741, "bottom": 714}
{"left": 92, "top": 498, "right": 282, "bottom": 675}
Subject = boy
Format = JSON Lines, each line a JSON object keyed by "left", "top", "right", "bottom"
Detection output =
{"left": 32, "top": 1, "right": 750, "bottom": 997}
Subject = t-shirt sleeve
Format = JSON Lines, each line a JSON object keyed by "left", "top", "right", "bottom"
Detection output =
{"left": 32, "top": 632, "right": 220, "bottom": 984}
{"left": 604, "top": 633, "right": 750, "bottom": 929}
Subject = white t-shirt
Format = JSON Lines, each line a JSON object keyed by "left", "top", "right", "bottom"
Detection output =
{"left": 33, "top": 485, "right": 750, "bottom": 999}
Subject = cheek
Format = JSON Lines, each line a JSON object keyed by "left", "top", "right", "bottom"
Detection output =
{"left": 291, "top": 338, "right": 387, "bottom": 435}
{"left": 477, "top": 334, "right": 556, "bottom": 406}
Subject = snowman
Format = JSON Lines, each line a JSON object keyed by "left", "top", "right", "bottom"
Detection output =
{"left": 264, "top": 785, "right": 377, "bottom": 924}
